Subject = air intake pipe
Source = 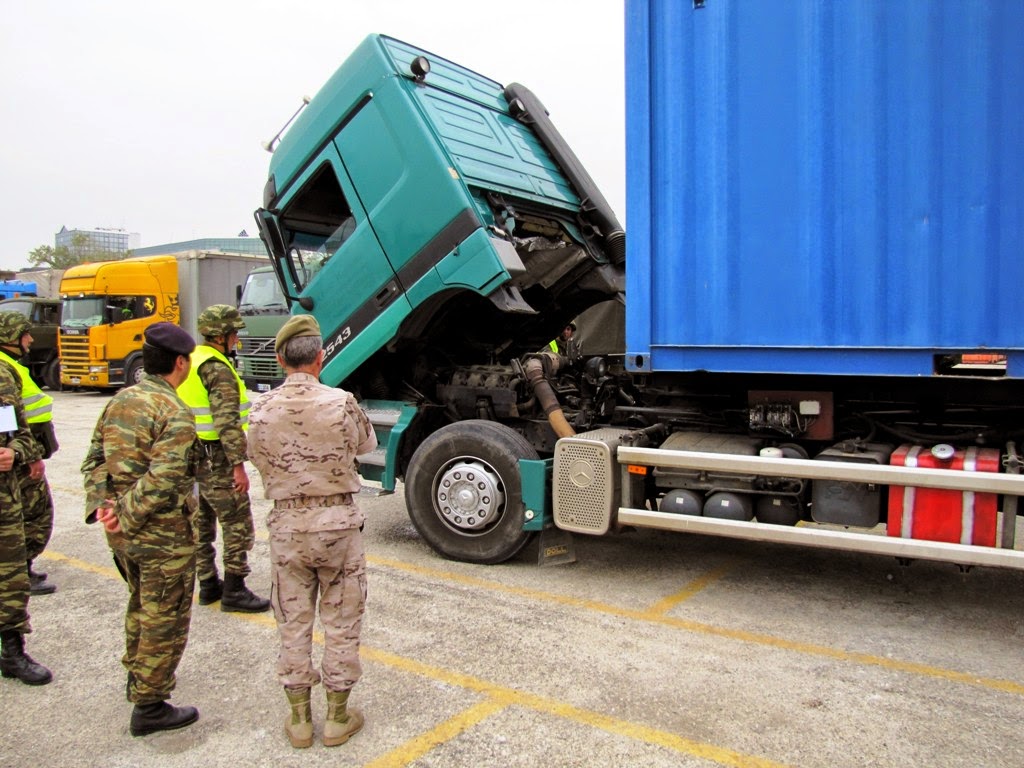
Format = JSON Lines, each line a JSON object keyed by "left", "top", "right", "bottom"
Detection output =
{"left": 523, "top": 353, "right": 576, "bottom": 439}
{"left": 504, "top": 83, "right": 625, "bottom": 265}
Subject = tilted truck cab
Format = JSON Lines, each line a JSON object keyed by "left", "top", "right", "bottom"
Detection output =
{"left": 257, "top": 35, "right": 625, "bottom": 562}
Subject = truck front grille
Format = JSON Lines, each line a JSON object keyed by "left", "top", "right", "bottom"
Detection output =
{"left": 60, "top": 334, "right": 90, "bottom": 375}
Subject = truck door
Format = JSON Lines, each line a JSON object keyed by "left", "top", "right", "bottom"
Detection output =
{"left": 270, "top": 144, "right": 401, "bottom": 374}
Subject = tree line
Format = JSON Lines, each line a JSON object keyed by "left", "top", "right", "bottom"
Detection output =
{"left": 27, "top": 232, "right": 132, "bottom": 269}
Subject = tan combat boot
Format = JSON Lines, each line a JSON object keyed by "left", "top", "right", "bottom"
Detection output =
{"left": 323, "top": 689, "right": 364, "bottom": 747}
{"left": 284, "top": 687, "right": 313, "bottom": 748}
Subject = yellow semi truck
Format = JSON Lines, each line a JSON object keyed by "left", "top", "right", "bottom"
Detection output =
{"left": 59, "top": 251, "right": 264, "bottom": 388}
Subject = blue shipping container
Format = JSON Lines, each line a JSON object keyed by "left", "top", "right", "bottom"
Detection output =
{"left": 625, "top": 0, "right": 1024, "bottom": 376}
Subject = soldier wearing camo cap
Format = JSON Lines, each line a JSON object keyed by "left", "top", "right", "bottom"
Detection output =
{"left": 81, "top": 321, "right": 203, "bottom": 735}
{"left": 0, "top": 311, "right": 51, "bottom": 686}
{"left": 178, "top": 304, "right": 269, "bottom": 613}
{"left": 0, "top": 311, "right": 59, "bottom": 597}
{"left": 247, "top": 314, "right": 376, "bottom": 748}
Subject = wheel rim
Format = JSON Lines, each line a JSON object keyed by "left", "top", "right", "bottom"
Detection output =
{"left": 432, "top": 457, "right": 506, "bottom": 535}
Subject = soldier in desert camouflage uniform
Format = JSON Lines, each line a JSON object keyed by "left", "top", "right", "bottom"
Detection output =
{"left": 0, "top": 314, "right": 51, "bottom": 686}
{"left": 81, "top": 322, "right": 203, "bottom": 737}
{"left": 247, "top": 314, "right": 376, "bottom": 749}
{"left": 0, "top": 311, "right": 59, "bottom": 596}
{"left": 178, "top": 304, "right": 269, "bottom": 613}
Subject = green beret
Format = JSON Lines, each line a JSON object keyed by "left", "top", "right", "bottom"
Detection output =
{"left": 275, "top": 314, "right": 321, "bottom": 352}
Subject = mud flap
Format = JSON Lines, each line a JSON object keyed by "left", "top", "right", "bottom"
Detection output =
{"left": 537, "top": 527, "right": 576, "bottom": 566}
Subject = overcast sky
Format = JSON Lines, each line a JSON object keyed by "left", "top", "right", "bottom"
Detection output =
{"left": 0, "top": 0, "right": 624, "bottom": 272}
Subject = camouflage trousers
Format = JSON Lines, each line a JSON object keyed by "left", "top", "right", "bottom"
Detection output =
{"left": 17, "top": 468, "right": 53, "bottom": 563}
{"left": 195, "top": 442, "right": 254, "bottom": 580}
{"left": 0, "top": 484, "right": 30, "bottom": 634}
{"left": 269, "top": 527, "right": 366, "bottom": 691}
{"left": 120, "top": 539, "right": 196, "bottom": 704}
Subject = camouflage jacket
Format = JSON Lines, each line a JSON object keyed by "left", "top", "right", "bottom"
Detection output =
{"left": 0, "top": 356, "right": 42, "bottom": 492}
{"left": 199, "top": 357, "right": 248, "bottom": 466}
{"left": 247, "top": 372, "right": 376, "bottom": 532}
{"left": 81, "top": 373, "right": 202, "bottom": 547}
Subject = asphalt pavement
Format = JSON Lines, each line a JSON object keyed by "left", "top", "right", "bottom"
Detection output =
{"left": 3, "top": 389, "right": 1024, "bottom": 768}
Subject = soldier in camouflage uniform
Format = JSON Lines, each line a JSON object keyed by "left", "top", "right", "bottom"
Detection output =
{"left": 81, "top": 322, "right": 202, "bottom": 736}
{"left": 247, "top": 315, "right": 376, "bottom": 749}
{"left": 0, "top": 314, "right": 51, "bottom": 686}
{"left": 178, "top": 304, "right": 269, "bottom": 613}
{"left": 0, "top": 311, "right": 59, "bottom": 596}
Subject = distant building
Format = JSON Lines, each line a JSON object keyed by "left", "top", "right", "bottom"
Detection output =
{"left": 133, "top": 237, "right": 268, "bottom": 257}
{"left": 56, "top": 225, "right": 140, "bottom": 255}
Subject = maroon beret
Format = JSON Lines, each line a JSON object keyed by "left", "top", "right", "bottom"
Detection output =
{"left": 144, "top": 322, "right": 196, "bottom": 356}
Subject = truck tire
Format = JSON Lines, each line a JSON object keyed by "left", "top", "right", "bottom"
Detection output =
{"left": 42, "top": 359, "right": 62, "bottom": 391}
{"left": 125, "top": 357, "right": 144, "bottom": 387}
{"left": 404, "top": 420, "right": 538, "bottom": 564}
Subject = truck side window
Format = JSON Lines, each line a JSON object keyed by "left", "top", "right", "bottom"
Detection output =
{"left": 106, "top": 295, "right": 156, "bottom": 324}
{"left": 279, "top": 163, "right": 355, "bottom": 290}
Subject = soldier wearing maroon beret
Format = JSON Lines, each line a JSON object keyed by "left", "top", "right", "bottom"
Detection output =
{"left": 82, "top": 320, "right": 205, "bottom": 736}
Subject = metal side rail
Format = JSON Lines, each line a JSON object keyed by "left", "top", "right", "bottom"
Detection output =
{"left": 616, "top": 447, "right": 1024, "bottom": 570}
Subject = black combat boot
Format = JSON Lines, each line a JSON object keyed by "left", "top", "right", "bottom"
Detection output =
{"left": 0, "top": 630, "right": 53, "bottom": 685}
{"left": 197, "top": 575, "right": 223, "bottom": 605}
{"left": 27, "top": 560, "right": 56, "bottom": 596}
{"left": 220, "top": 573, "right": 270, "bottom": 613}
{"left": 129, "top": 701, "right": 200, "bottom": 737}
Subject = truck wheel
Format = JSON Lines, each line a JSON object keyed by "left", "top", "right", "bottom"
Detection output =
{"left": 405, "top": 420, "right": 538, "bottom": 564}
{"left": 42, "top": 359, "right": 62, "bottom": 391}
{"left": 125, "top": 358, "right": 144, "bottom": 387}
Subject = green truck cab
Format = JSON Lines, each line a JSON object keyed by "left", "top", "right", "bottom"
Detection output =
{"left": 236, "top": 265, "right": 288, "bottom": 392}
{"left": 0, "top": 297, "right": 62, "bottom": 390}
{"left": 256, "top": 35, "right": 624, "bottom": 563}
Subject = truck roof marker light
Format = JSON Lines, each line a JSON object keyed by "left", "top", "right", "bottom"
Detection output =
{"left": 261, "top": 95, "right": 312, "bottom": 154}
{"left": 410, "top": 56, "right": 430, "bottom": 82}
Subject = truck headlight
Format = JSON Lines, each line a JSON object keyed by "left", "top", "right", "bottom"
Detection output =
{"left": 89, "top": 365, "right": 107, "bottom": 374}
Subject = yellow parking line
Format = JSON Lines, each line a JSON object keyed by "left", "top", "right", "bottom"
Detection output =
{"left": 41, "top": 549, "right": 122, "bottom": 580}
{"left": 367, "top": 555, "right": 1024, "bottom": 697}
{"left": 647, "top": 564, "right": 733, "bottom": 614}
{"left": 47, "top": 547, "right": 791, "bottom": 768}
{"left": 363, "top": 699, "right": 508, "bottom": 768}
{"left": 358, "top": 645, "right": 790, "bottom": 768}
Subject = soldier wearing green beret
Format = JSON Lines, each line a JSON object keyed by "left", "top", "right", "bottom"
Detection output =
{"left": 178, "top": 305, "right": 269, "bottom": 613}
{"left": 247, "top": 313, "right": 376, "bottom": 748}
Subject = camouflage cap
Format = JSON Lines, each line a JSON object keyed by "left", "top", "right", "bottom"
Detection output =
{"left": 144, "top": 322, "right": 196, "bottom": 356}
{"left": 0, "top": 311, "right": 32, "bottom": 345}
{"left": 197, "top": 304, "right": 246, "bottom": 337}
{"left": 275, "top": 314, "right": 321, "bottom": 352}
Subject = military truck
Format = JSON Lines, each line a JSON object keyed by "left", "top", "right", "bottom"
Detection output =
{"left": 0, "top": 297, "right": 62, "bottom": 390}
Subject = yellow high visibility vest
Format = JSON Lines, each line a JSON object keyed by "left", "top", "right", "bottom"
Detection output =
{"left": 178, "top": 346, "right": 250, "bottom": 441}
{"left": 0, "top": 351, "right": 52, "bottom": 424}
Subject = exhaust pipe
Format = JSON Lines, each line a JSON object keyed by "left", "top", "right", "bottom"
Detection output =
{"left": 523, "top": 353, "right": 576, "bottom": 439}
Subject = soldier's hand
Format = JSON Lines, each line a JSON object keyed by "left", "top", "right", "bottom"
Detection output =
{"left": 96, "top": 504, "right": 122, "bottom": 534}
{"left": 0, "top": 447, "right": 13, "bottom": 472}
{"left": 232, "top": 463, "right": 250, "bottom": 494}
{"left": 28, "top": 460, "right": 45, "bottom": 481}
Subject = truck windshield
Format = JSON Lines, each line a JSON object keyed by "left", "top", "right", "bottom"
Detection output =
{"left": 0, "top": 301, "right": 32, "bottom": 317}
{"left": 61, "top": 297, "right": 106, "bottom": 328}
{"left": 239, "top": 271, "right": 287, "bottom": 314}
